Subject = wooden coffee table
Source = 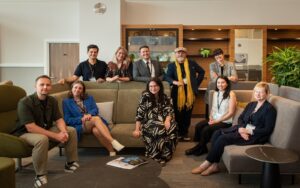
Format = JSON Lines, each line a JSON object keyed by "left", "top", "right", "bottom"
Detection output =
{"left": 245, "top": 146, "right": 298, "bottom": 188}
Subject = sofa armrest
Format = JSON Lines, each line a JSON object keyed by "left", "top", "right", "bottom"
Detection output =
{"left": 0, "top": 133, "right": 32, "bottom": 158}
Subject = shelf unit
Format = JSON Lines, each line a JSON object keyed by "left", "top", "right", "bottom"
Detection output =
{"left": 122, "top": 24, "right": 300, "bottom": 116}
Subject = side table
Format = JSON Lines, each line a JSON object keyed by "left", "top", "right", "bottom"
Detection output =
{"left": 245, "top": 146, "right": 298, "bottom": 188}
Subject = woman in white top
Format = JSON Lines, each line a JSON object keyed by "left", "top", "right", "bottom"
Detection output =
{"left": 185, "top": 76, "right": 236, "bottom": 156}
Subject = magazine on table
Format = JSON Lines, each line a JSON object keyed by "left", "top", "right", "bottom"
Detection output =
{"left": 106, "top": 156, "right": 148, "bottom": 169}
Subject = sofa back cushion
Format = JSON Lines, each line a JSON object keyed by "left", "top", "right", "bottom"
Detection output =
{"left": 117, "top": 82, "right": 145, "bottom": 123}
{"left": 49, "top": 83, "right": 70, "bottom": 94}
{"left": 50, "top": 91, "right": 69, "bottom": 117}
{"left": 0, "top": 85, "right": 26, "bottom": 133}
{"left": 268, "top": 83, "right": 279, "bottom": 96}
{"left": 269, "top": 95, "right": 300, "bottom": 154}
{"left": 279, "top": 86, "right": 300, "bottom": 102}
{"left": 87, "top": 89, "right": 118, "bottom": 123}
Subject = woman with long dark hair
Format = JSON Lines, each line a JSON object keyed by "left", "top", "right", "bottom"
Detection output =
{"left": 132, "top": 78, "right": 177, "bottom": 166}
{"left": 185, "top": 76, "right": 236, "bottom": 156}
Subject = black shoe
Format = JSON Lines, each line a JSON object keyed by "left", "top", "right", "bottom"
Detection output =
{"left": 185, "top": 144, "right": 202, "bottom": 155}
{"left": 193, "top": 147, "right": 208, "bottom": 156}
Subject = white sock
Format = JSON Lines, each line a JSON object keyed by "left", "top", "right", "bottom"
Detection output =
{"left": 109, "top": 151, "right": 116, "bottom": 157}
{"left": 111, "top": 139, "right": 125, "bottom": 151}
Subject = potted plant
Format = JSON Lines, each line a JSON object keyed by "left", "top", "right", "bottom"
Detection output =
{"left": 266, "top": 46, "right": 300, "bottom": 88}
{"left": 199, "top": 48, "right": 211, "bottom": 58}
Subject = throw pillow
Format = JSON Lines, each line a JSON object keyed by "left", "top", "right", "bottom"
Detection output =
{"left": 96, "top": 101, "right": 114, "bottom": 124}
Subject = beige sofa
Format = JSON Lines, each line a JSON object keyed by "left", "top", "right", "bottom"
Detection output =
{"left": 208, "top": 90, "right": 300, "bottom": 180}
{"left": 50, "top": 81, "right": 171, "bottom": 149}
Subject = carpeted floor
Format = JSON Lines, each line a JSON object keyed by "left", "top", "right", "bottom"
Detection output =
{"left": 15, "top": 118, "right": 300, "bottom": 188}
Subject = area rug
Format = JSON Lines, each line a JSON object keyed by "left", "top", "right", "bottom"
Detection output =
{"left": 16, "top": 148, "right": 169, "bottom": 188}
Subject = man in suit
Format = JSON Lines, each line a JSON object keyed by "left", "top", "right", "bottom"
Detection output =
{"left": 133, "top": 45, "right": 164, "bottom": 82}
{"left": 165, "top": 47, "right": 205, "bottom": 141}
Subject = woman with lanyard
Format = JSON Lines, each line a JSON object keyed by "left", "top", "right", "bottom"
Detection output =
{"left": 185, "top": 76, "right": 236, "bottom": 156}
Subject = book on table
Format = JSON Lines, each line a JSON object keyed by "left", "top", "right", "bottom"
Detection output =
{"left": 106, "top": 156, "right": 148, "bottom": 169}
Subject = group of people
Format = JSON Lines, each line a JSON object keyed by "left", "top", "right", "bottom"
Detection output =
{"left": 10, "top": 44, "right": 278, "bottom": 187}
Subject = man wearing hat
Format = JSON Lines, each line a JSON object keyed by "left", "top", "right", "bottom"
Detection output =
{"left": 133, "top": 45, "right": 164, "bottom": 82}
{"left": 165, "top": 47, "right": 205, "bottom": 141}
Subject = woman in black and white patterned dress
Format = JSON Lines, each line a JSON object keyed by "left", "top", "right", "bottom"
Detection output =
{"left": 132, "top": 78, "right": 178, "bottom": 165}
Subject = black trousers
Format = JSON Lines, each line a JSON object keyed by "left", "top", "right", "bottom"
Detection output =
{"left": 171, "top": 85, "right": 194, "bottom": 137}
{"left": 174, "top": 105, "right": 193, "bottom": 137}
{"left": 206, "top": 126, "right": 245, "bottom": 163}
{"left": 194, "top": 120, "right": 232, "bottom": 147}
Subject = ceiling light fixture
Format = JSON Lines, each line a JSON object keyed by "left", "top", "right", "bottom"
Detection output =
{"left": 94, "top": 2, "right": 107, "bottom": 14}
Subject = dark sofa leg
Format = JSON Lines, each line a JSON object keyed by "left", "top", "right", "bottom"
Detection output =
{"left": 59, "top": 147, "right": 63, "bottom": 156}
{"left": 238, "top": 174, "right": 242, "bottom": 184}
{"left": 16, "top": 158, "right": 22, "bottom": 171}
{"left": 291, "top": 174, "right": 295, "bottom": 185}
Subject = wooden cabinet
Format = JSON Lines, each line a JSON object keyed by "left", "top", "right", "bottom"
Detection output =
{"left": 183, "top": 26, "right": 234, "bottom": 88}
{"left": 122, "top": 24, "right": 300, "bottom": 117}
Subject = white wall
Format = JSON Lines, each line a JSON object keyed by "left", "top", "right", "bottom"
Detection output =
{"left": 0, "top": 0, "right": 122, "bottom": 94}
{"left": 79, "top": 0, "right": 121, "bottom": 62}
{"left": 124, "top": 0, "right": 300, "bottom": 25}
{"left": 235, "top": 39, "right": 263, "bottom": 66}
{"left": 0, "top": 0, "right": 79, "bottom": 93}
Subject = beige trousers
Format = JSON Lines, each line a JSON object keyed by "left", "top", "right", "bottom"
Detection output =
{"left": 20, "top": 126, "right": 78, "bottom": 175}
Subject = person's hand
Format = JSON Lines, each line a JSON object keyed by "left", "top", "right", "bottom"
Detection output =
{"left": 240, "top": 133, "right": 249, "bottom": 141}
{"left": 164, "top": 120, "right": 171, "bottom": 130}
{"left": 132, "top": 130, "right": 141, "bottom": 138}
{"left": 81, "top": 114, "right": 92, "bottom": 123}
{"left": 58, "top": 79, "right": 65, "bottom": 84}
{"left": 208, "top": 119, "right": 217, "bottom": 126}
{"left": 173, "top": 81, "right": 184, "bottom": 86}
{"left": 114, "top": 75, "right": 119, "bottom": 80}
{"left": 96, "top": 78, "right": 105, "bottom": 83}
{"left": 56, "top": 131, "right": 69, "bottom": 143}
{"left": 238, "top": 127, "right": 247, "bottom": 134}
{"left": 212, "top": 72, "right": 218, "bottom": 79}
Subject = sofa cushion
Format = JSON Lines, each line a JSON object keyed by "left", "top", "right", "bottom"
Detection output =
{"left": 110, "top": 124, "right": 144, "bottom": 147}
{"left": 87, "top": 89, "right": 118, "bottom": 123}
{"left": 269, "top": 96, "right": 300, "bottom": 153}
{"left": 117, "top": 89, "right": 142, "bottom": 124}
{"left": 222, "top": 145, "right": 264, "bottom": 174}
{"left": 84, "top": 81, "right": 119, "bottom": 90}
{"left": 279, "top": 86, "right": 300, "bottom": 102}
{"left": 96, "top": 102, "right": 114, "bottom": 124}
{"left": 50, "top": 91, "right": 69, "bottom": 116}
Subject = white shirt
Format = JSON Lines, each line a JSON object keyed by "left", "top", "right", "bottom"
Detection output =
{"left": 211, "top": 91, "right": 232, "bottom": 123}
{"left": 143, "top": 59, "right": 155, "bottom": 77}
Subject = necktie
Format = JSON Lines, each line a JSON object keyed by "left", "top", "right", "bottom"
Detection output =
{"left": 220, "top": 66, "right": 224, "bottom": 76}
{"left": 146, "top": 62, "right": 151, "bottom": 75}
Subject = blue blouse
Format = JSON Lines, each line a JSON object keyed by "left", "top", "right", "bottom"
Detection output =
{"left": 62, "top": 95, "right": 108, "bottom": 139}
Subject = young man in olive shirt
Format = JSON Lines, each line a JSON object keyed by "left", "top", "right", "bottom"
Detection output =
{"left": 13, "top": 75, "right": 79, "bottom": 188}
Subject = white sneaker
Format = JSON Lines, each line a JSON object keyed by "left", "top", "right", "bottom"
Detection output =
{"left": 64, "top": 161, "right": 80, "bottom": 173}
{"left": 109, "top": 151, "right": 116, "bottom": 157}
{"left": 34, "top": 175, "right": 47, "bottom": 188}
{"left": 111, "top": 140, "right": 125, "bottom": 151}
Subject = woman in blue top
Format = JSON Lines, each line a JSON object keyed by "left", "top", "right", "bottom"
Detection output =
{"left": 63, "top": 80, "right": 124, "bottom": 156}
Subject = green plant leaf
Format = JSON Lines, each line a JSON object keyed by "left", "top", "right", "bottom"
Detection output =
{"left": 265, "top": 46, "right": 300, "bottom": 88}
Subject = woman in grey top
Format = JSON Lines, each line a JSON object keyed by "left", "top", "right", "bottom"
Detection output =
{"left": 210, "top": 48, "right": 238, "bottom": 83}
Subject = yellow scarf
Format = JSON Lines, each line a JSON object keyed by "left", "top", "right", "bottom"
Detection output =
{"left": 175, "top": 58, "right": 195, "bottom": 111}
